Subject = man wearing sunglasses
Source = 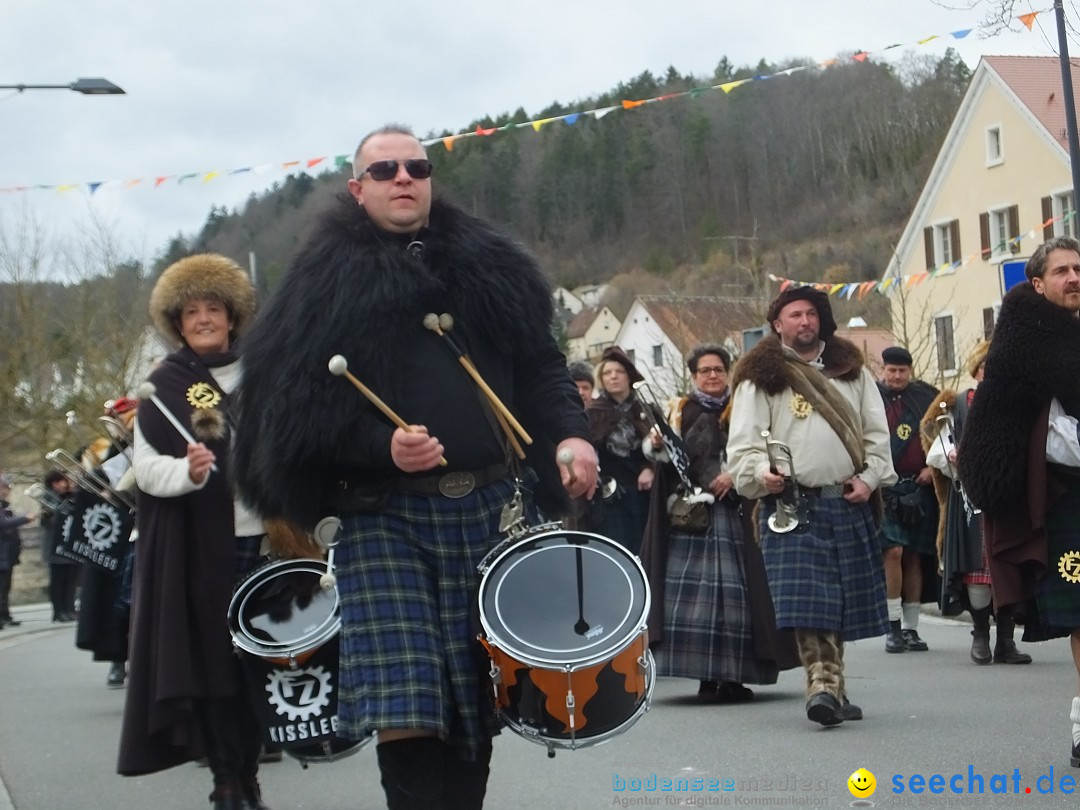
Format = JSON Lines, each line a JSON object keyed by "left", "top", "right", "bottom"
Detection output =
{"left": 234, "top": 124, "right": 597, "bottom": 809}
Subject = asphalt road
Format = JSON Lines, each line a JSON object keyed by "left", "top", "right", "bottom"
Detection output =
{"left": 1, "top": 605, "right": 1079, "bottom": 809}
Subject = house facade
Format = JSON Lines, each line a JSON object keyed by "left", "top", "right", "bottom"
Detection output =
{"left": 565, "top": 305, "right": 622, "bottom": 363}
{"left": 884, "top": 56, "right": 1077, "bottom": 386}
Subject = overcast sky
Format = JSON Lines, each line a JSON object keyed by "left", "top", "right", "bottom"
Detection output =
{"left": 0, "top": 0, "right": 1065, "bottom": 265}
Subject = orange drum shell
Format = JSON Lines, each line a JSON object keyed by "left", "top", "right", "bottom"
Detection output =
{"left": 481, "top": 629, "right": 649, "bottom": 738}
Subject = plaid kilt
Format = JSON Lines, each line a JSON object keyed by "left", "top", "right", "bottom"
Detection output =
{"left": 656, "top": 501, "right": 778, "bottom": 685}
{"left": 1032, "top": 477, "right": 1080, "bottom": 638}
{"left": 333, "top": 477, "right": 519, "bottom": 757}
{"left": 233, "top": 534, "right": 267, "bottom": 582}
{"left": 879, "top": 480, "right": 938, "bottom": 556}
{"left": 757, "top": 496, "right": 887, "bottom": 641}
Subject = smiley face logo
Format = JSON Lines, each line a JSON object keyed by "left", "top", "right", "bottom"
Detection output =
{"left": 847, "top": 768, "right": 876, "bottom": 798}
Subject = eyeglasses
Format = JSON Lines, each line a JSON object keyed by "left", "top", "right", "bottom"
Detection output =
{"left": 357, "top": 159, "right": 433, "bottom": 182}
{"left": 695, "top": 366, "right": 727, "bottom": 376}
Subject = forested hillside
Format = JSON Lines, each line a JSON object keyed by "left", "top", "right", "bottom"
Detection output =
{"left": 169, "top": 51, "right": 970, "bottom": 307}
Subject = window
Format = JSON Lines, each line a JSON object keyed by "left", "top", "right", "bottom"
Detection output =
{"left": 652, "top": 345, "right": 663, "bottom": 367}
{"left": 1053, "top": 191, "right": 1077, "bottom": 238}
{"left": 924, "top": 220, "right": 961, "bottom": 269}
{"left": 980, "top": 205, "right": 1020, "bottom": 259}
{"left": 982, "top": 306, "right": 997, "bottom": 341}
{"left": 626, "top": 348, "right": 636, "bottom": 365}
{"left": 985, "top": 125, "right": 1003, "bottom": 166}
{"left": 935, "top": 314, "right": 956, "bottom": 374}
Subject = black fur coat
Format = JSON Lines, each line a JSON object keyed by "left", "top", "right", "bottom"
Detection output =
{"left": 233, "top": 194, "right": 586, "bottom": 528}
{"left": 959, "top": 282, "right": 1080, "bottom": 515}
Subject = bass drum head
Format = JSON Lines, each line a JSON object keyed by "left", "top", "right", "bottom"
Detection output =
{"left": 479, "top": 530, "right": 649, "bottom": 669}
{"left": 229, "top": 559, "right": 339, "bottom": 660}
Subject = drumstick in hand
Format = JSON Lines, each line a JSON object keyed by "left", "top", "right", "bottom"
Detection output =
{"left": 328, "top": 355, "right": 447, "bottom": 467}
{"left": 557, "top": 447, "right": 578, "bottom": 486}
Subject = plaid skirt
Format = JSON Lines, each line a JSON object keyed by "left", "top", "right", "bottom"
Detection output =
{"left": 333, "top": 477, "right": 518, "bottom": 758}
{"left": 656, "top": 502, "right": 778, "bottom": 685}
{"left": 757, "top": 496, "right": 887, "bottom": 641}
{"left": 1032, "top": 477, "right": 1080, "bottom": 639}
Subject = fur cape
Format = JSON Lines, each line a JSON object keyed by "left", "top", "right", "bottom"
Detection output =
{"left": 233, "top": 194, "right": 560, "bottom": 529}
{"left": 919, "top": 388, "right": 957, "bottom": 559}
{"left": 958, "top": 282, "right": 1080, "bottom": 515}
{"left": 149, "top": 253, "right": 256, "bottom": 347}
{"left": 731, "top": 333, "right": 864, "bottom": 393}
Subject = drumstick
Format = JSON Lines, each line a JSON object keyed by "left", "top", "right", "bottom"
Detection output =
{"left": 422, "top": 314, "right": 534, "bottom": 446}
{"left": 137, "top": 382, "right": 218, "bottom": 473}
{"left": 557, "top": 447, "right": 578, "bottom": 486}
{"left": 328, "top": 355, "right": 447, "bottom": 467}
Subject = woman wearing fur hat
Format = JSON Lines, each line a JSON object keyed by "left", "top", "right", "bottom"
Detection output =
{"left": 921, "top": 341, "right": 1031, "bottom": 666}
{"left": 117, "top": 254, "right": 269, "bottom": 810}
{"left": 587, "top": 346, "right": 662, "bottom": 555}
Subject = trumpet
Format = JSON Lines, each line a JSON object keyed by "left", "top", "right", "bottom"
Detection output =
{"left": 45, "top": 448, "right": 135, "bottom": 512}
{"left": 24, "top": 482, "right": 64, "bottom": 513}
{"left": 761, "top": 430, "right": 808, "bottom": 533}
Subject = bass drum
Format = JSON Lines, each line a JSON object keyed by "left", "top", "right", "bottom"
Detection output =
{"left": 228, "top": 558, "right": 371, "bottom": 765}
{"left": 477, "top": 528, "right": 653, "bottom": 753}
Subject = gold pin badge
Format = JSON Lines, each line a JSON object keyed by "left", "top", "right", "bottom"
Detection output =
{"left": 186, "top": 382, "right": 222, "bottom": 409}
{"left": 789, "top": 393, "right": 813, "bottom": 419}
{"left": 896, "top": 424, "right": 912, "bottom": 441}
{"left": 1058, "top": 551, "right": 1080, "bottom": 584}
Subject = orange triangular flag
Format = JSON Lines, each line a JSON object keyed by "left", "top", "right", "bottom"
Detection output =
{"left": 1018, "top": 12, "right": 1038, "bottom": 30}
{"left": 622, "top": 99, "right": 646, "bottom": 109}
{"left": 442, "top": 136, "right": 456, "bottom": 151}
{"left": 475, "top": 125, "right": 496, "bottom": 136}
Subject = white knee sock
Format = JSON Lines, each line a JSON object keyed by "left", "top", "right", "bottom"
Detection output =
{"left": 1071, "top": 697, "right": 1080, "bottom": 747}
{"left": 967, "top": 583, "right": 992, "bottom": 610}
{"left": 887, "top": 597, "right": 902, "bottom": 622}
{"left": 901, "top": 602, "right": 920, "bottom": 631}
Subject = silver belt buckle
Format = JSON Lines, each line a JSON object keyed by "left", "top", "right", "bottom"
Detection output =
{"left": 438, "top": 471, "right": 476, "bottom": 498}
{"left": 821, "top": 484, "right": 844, "bottom": 499}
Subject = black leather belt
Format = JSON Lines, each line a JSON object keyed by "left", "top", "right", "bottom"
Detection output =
{"left": 800, "top": 483, "right": 845, "bottom": 499}
{"left": 397, "top": 463, "right": 510, "bottom": 498}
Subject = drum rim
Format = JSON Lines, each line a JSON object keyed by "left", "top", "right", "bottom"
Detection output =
{"left": 478, "top": 529, "right": 651, "bottom": 669}
{"left": 228, "top": 558, "right": 340, "bottom": 658}
{"left": 282, "top": 733, "right": 373, "bottom": 764}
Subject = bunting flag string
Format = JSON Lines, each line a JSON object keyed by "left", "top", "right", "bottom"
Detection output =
{"left": 767, "top": 210, "right": 1076, "bottom": 297}
{"left": 0, "top": 8, "right": 1049, "bottom": 196}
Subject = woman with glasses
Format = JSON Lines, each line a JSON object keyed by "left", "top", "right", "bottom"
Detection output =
{"left": 641, "top": 344, "right": 795, "bottom": 703}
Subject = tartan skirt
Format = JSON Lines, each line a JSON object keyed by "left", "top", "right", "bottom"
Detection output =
{"left": 757, "top": 496, "right": 888, "bottom": 642}
{"left": 333, "top": 477, "right": 519, "bottom": 758}
{"left": 1032, "top": 477, "right": 1080, "bottom": 639}
{"left": 656, "top": 501, "right": 779, "bottom": 685}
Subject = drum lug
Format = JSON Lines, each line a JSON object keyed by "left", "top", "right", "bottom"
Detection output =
{"left": 488, "top": 662, "right": 501, "bottom": 684}
{"left": 637, "top": 654, "right": 650, "bottom": 673}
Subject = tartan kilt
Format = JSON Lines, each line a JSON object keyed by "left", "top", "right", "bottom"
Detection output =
{"left": 333, "top": 477, "right": 519, "bottom": 758}
{"left": 1031, "top": 477, "right": 1080, "bottom": 639}
{"left": 757, "top": 496, "right": 887, "bottom": 642}
{"left": 656, "top": 501, "right": 778, "bottom": 685}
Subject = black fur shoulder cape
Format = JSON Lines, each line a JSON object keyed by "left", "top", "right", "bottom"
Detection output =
{"left": 731, "top": 333, "right": 864, "bottom": 393}
{"left": 959, "top": 282, "right": 1080, "bottom": 515}
{"left": 233, "top": 194, "right": 556, "bottom": 528}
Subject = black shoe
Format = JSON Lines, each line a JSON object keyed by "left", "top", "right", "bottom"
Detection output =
{"left": 837, "top": 697, "right": 863, "bottom": 721}
{"left": 1072, "top": 742, "right": 1080, "bottom": 768}
{"left": 993, "top": 639, "right": 1032, "bottom": 664}
{"left": 806, "top": 692, "right": 843, "bottom": 727}
{"left": 970, "top": 630, "right": 992, "bottom": 665}
{"left": 902, "top": 629, "right": 929, "bottom": 652}
{"left": 3, "top": 619, "right": 20, "bottom": 628}
{"left": 106, "top": 662, "right": 126, "bottom": 688}
{"left": 885, "top": 621, "right": 906, "bottom": 653}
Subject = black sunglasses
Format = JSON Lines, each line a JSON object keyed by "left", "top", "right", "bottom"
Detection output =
{"left": 358, "top": 158, "right": 433, "bottom": 182}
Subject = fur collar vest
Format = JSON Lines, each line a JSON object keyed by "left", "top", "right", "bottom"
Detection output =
{"left": 731, "top": 334, "right": 864, "bottom": 395}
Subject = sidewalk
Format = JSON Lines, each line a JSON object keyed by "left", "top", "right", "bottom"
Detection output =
{"left": 0, "top": 602, "right": 65, "bottom": 810}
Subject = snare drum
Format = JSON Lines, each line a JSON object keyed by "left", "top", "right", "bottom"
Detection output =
{"left": 477, "top": 528, "right": 654, "bottom": 753}
{"left": 228, "top": 559, "right": 371, "bottom": 765}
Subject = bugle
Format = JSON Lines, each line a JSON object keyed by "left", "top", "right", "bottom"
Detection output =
{"left": 45, "top": 448, "right": 135, "bottom": 512}
{"left": 761, "top": 430, "right": 808, "bottom": 533}
{"left": 632, "top": 380, "right": 714, "bottom": 505}
{"left": 24, "top": 482, "right": 63, "bottom": 513}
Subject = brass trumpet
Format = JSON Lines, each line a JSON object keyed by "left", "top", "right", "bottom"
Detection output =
{"left": 761, "top": 430, "right": 808, "bottom": 533}
{"left": 45, "top": 448, "right": 135, "bottom": 512}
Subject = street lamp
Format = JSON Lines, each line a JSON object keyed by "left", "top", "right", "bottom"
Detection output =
{"left": 0, "top": 77, "right": 125, "bottom": 95}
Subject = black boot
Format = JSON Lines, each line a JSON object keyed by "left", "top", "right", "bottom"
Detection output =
{"left": 376, "top": 737, "right": 447, "bottom": 809}
{"left": 443, "top": 740, "right": 493, "bottom": 810}
{"left": 885, "top": 620, "right": 906, "bottom": 653}
{"left": 970, "top": 606, "right": 992, "bottom": 665}
{"left": 993, "top": 611, "right": 1032, "bottom": 664}
{"left": 208, "top": 783, "right": 246, "bottom": 810}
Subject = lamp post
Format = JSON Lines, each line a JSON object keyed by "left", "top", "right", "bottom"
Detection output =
{"left": 0, "top": 77, "right": 124, "bottom": 95}
{"left": 1055, "top": 0, "right": 1080, "bottom": 219}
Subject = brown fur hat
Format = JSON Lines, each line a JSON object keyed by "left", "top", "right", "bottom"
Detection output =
{"left": 966, "top": 339, "right": 990, "bottom": 380}
{"left": 149, "top": 253, "right": 256, "bottom": 347}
